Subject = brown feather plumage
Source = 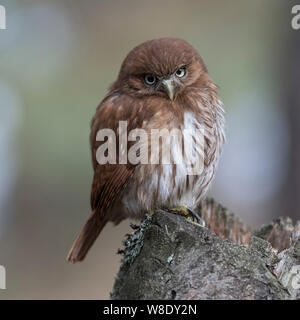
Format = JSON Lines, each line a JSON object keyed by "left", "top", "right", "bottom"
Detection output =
{"left": 67, "top": 38, "right": 225, "bottom": 262}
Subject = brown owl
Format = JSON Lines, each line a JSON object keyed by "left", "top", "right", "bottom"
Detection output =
{"left": 67, "top": 38, "right": 225, "bottom": 262}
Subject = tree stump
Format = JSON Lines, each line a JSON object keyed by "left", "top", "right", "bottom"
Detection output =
{"left": 111, "top": 199, "right": 300, "bottom": 300}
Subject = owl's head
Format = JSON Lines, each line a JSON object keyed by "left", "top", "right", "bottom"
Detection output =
{"left": 113, "top": 38, "right": 209, "bottom": 101}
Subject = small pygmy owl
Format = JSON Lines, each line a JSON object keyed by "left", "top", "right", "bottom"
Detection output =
{"left": 67, "top": 38, "right": 225, "bottom": 262}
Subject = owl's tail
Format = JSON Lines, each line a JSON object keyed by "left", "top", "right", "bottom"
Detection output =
{"left": 67, "top": 210, "right": 107, "bottom": 263}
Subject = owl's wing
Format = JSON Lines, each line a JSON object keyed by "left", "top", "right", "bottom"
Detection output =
{"left": 67, "top": 93, "right": 138, "bottom": 262}
{"left": 90, "top": 163, "right": 134, "bottom": 214}
{"left": 89, "top": 93, "right": 140, "bottom": 213}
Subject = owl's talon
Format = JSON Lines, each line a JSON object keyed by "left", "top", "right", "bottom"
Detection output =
{"left": 149, "top": 209, "right": 155, "bottom": 216}
{"left": 166, "top": 205, "right": 205, "bottom": 227}
{"left": 186, "top": 208, "right": 205, "bottom": 226}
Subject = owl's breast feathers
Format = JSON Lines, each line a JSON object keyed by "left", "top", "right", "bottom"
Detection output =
{"left": 89, "top": 87, "right": 225, "bottom": 218}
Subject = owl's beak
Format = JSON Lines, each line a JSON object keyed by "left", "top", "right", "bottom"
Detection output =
{"left": 162, "top": 79, "right": 174, "bottom": 101}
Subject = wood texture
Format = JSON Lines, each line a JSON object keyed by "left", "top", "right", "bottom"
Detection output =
{"left": 111, "top": 199, "right": 300, "bottom": 300}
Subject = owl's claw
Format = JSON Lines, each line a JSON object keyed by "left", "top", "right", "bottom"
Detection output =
{"left": 149, "top": 209, "right": 155, "bottom": 216}
{"left": 166, "top": 205, "right": 205, "bottom": 227}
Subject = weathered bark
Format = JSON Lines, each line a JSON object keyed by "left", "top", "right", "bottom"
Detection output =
{"left": 111, "top": 199, "right": 300, "bottom": 300}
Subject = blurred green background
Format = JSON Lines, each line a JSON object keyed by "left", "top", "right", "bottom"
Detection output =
{"left": 0, "top": 0, "right": 299, "bottom": 299}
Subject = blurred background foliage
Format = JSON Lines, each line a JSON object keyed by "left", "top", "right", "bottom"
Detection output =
{"left": 0, "top": 0, "right": 299, "bottom": 298}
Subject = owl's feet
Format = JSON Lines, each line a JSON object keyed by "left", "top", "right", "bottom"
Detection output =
{"left": 166, "top": 205, "right": 205, "bottom": 227}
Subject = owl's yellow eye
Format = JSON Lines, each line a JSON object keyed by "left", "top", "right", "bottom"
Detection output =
{"left": 175, "top": 67, "right": 186, "bottom": 78}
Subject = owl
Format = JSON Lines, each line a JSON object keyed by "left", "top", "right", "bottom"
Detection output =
{"left": 67, "top": 38, "right": 225, "bottom": 262}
